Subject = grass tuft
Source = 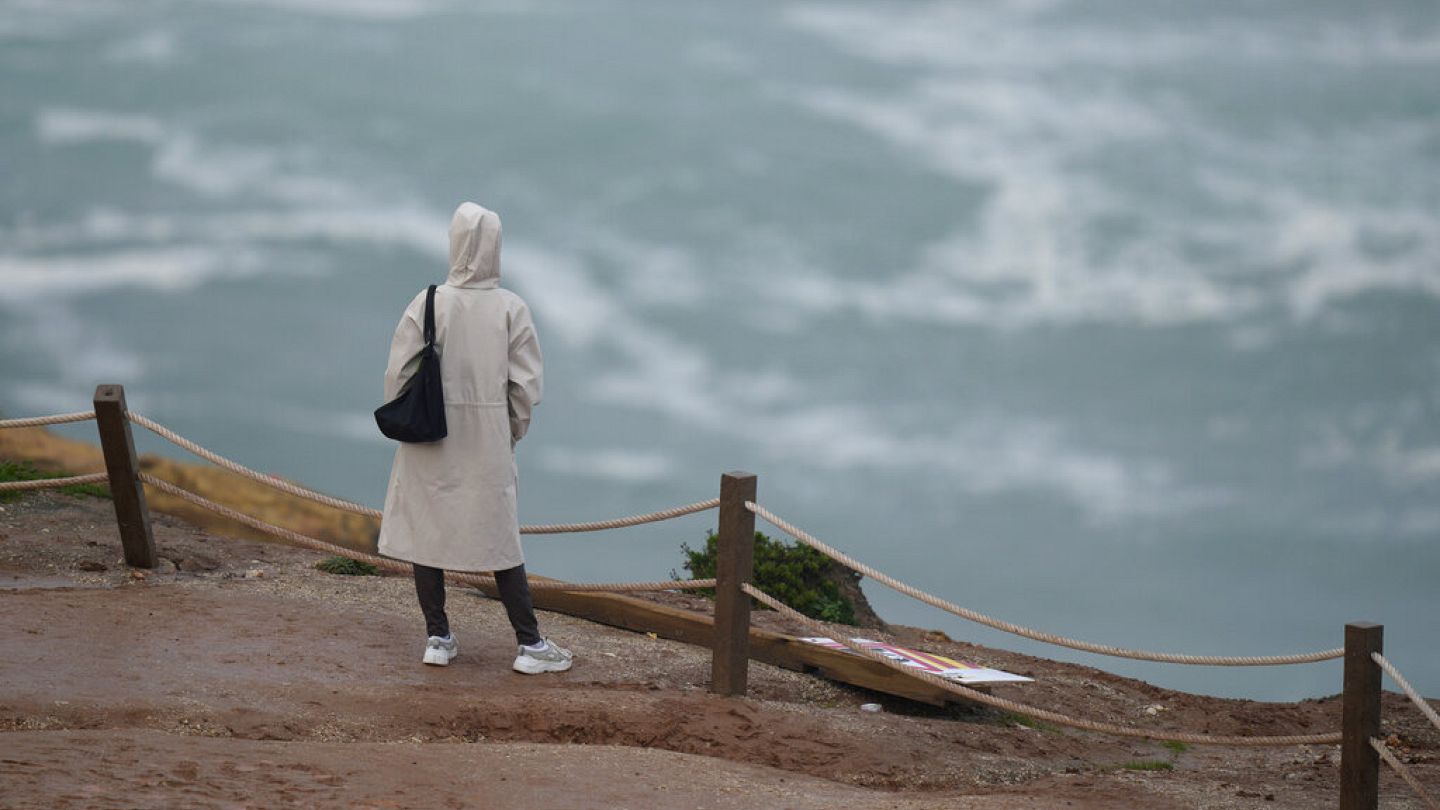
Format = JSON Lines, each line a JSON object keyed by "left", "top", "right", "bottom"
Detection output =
{"left": 1000, "top": 712, "right": 1061, "bottom": 734}
{"left": 315, "top": 556, "right": 380, "bottom": 576}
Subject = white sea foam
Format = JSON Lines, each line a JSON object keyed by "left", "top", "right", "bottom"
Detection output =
{"left": 150, "top": 134, "right": 355, "bottom": 203}
{"left": 190, "top": 0, "right": 543, "bottom": 20}
{"left": 36, "top": 107, "right": 360, "bottom": 205}
{"left": 3, "top": 206, "right": 443, "bottom": 263}
{"left": 0, "top": 247, "right": 259, "bottom": 302}
{"left": 774, "top": 78, "right": 1270, "bottom": 329}
{"left": 504, "top": 243, "right": 619, "bottom": 349}
{"left": 771, "top": 3, "right": 1440, "bottom": 331}
{"left": 104, "top": 29, "right": 177, "bottom": 64}
{"left": 538, "top": 447, "right": 677, "bottom": 484}
{"left": 184, "top": 0, "right": 454, "bottom": 20}
{"left": 36, "top": 108, "right": 166, "bottom": 146}
{"left": 784, "top": 2, "right": 1440, "bottom": 70}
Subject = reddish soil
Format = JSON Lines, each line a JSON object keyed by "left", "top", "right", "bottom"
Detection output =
{"left": 1, "top": 491, "right": 1436, "bottom": 809}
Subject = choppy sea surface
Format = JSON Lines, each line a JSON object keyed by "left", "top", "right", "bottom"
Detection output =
{"left": 2, "top": 0, "right": 1437, "bottom": 700}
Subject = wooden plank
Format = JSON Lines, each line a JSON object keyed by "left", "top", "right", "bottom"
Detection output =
{"left": 712, "top": 472, "right": 757, "bottom": 696}
{"left": 93, "top": 384, "right": 156, "bottom": 568}
{"left": 1340, "top": 622, "right": 1383, "bottom": 810}
{"left": 476, "top": 578, "right": 960, "bottom": 706}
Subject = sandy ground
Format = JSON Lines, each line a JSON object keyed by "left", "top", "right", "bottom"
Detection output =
{"left": 1, "top": 490, "right": 1436, "bottom": 809}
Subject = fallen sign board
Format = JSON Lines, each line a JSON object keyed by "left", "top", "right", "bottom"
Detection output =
{"left": 800, "top": 637, "right": 1033, "bottom": 686}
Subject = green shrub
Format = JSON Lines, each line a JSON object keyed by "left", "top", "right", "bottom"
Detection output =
{"left": 315, "top": 556, "right": 380, "bottom": 576}
{"left": 677, "top": 530, "right": 857, "bottom": 625}
{"left": 0, "top": 460, "right": 111, "bottom": 503}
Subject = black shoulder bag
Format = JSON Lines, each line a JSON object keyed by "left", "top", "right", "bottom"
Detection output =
{"left": 374, "top": 284, "right": 448, "bottom": 442}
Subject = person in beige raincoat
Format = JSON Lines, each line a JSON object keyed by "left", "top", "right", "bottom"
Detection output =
{"left": 378, "top": 202, "right": 572, "bottom": 675}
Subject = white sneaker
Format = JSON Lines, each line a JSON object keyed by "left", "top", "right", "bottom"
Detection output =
{"left": 423, "top": 635, "right": 457, "bottom": 666}
{"left": 512, "top": 639, "right": 572, "bottom": 674}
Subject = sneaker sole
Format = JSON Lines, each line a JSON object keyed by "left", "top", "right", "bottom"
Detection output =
{"left": 423, "top": 649, "right": 457, "bottom": 666}
{"left": 512, "top": 657, "right": 572, "bottom": 675}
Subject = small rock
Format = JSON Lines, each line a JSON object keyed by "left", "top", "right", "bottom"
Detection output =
{"left": 860, "top": 703, "right": 882, "bottom": 713}
{"left": 76, "top": 560, "right": 108, "bottom": 572}
{"left": 155, "top": 558, "right": 178, "bottom": 574}
{"left": 129, "top": 570, "right": 148, "bottom": 580}
{"left": 244, "top": 568, "right": 264, "bottom": 579}
{"left": 1143, "top": 704, "right": 1167, "bottom": 716}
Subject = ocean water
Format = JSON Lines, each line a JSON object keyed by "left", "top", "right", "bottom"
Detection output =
{"left": 2, "top": 0, "right": 1437, "bottom": 701}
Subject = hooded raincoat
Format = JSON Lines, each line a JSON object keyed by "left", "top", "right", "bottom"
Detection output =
{"left": 377, "top": 203, "right": 543, "bottom": 572}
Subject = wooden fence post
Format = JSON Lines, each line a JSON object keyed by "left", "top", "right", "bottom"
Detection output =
{"left": 711, "top": 471, "right": 756, "bottom": 696}
{"left": 1340, "top": 621, "right": 1383, "bottom": 810}
{"left": 93, "top": 384, "right": 156, "bottom": 569}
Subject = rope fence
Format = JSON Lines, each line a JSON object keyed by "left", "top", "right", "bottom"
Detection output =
{"left": 741, "top": 582, "right": 1340, "bottom": 747}
{"left": 1375, "top": 653, "right": 1440, "bottom": 736}
{"left": 138, "top": 473, "right": 714, "bottom": 593}
{"left": 1372, "top": 737, "right": 1440, "bottom": 810}
{"left": 0, "top": 411, "right": 96, "bottom": 429}
{"left": 0, "top": 473, "right": 109, "bottom": 493}
{"left": 518, "top": 499, "right": 719, "bottom": 534}
{"left": 748, "top": 501, "right": 1343, "bottom": 667}
{"left": 128, "top": 412, "right": 385, "bottom": 518}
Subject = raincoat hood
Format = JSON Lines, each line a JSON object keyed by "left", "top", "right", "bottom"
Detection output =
{"left": 447, "top": 201, "right": 501, "bottom": 289}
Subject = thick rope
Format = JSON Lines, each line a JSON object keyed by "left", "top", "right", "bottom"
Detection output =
{"left": 129, "top": 412, "right": 386, "bottom": 517}
{"left": 127, "top": 412, "right": 717, "bottom": 534}
{"left": 1372, "top": 737, "right": 1440, "bottom": 810}
{"left": 742, "top": 583, "right": 1340, "bottom": 747}
{"left": 0, "top": 473, "right": 109, "bottom": 492}
{"left": 1375, "top": 653, "right": 1440, "bottom": 735}
{"left": 519, "top": 499, "right": 719, "bottom": 534}
{"left": 138, "top": 473, "right": 713, "bottom": 593}
{"left": 0, "top": 411, "right": 96, "bottom": 429}
{"left": 748, "top": 502, "right": 1343, "bottom": 667}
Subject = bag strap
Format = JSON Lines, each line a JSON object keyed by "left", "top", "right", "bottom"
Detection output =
{"left": 423, "top": 284, "right": 437, "bottom": 346}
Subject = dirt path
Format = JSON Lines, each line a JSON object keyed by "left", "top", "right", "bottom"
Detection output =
{"left": 1, "top": 492, "right": 1435, "bottom": 809}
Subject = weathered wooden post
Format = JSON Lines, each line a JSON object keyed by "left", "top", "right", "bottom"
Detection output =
{"left": 711, "top": 471, "right": 756, "bottom": 696}
{"left": 1340, "top": 621, "right": 1383, "bottom": 810}
{"left": 93, "top": 384, "right": 156, "bottom": 568}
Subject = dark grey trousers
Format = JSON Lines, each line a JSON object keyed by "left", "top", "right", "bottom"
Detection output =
{"left": 412, "top": 562, "right": 541, "bottom": 646}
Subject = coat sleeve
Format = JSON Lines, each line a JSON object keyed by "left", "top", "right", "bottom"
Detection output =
{"left": 507, "top": 300, "right": 544, "bottom": 443}
{"left": 382, "top": 299, "right": 425, "bottom": 402}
